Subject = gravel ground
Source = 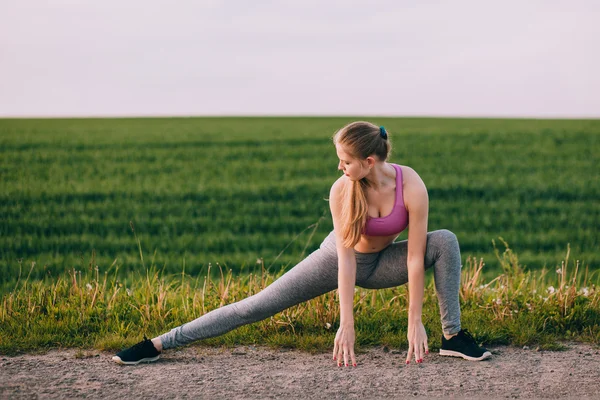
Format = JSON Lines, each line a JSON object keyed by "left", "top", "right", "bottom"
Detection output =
{"left": 1, "top": 342, "right": 599, "bottom": 399}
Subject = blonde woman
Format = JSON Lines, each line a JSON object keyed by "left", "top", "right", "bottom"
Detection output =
{"left": 113, "top": 121, "right": 491, "bottom": 366}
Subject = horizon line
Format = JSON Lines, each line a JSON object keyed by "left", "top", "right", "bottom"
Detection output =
{"left": 1, "top": 113, "right": 599, "bottom": 120}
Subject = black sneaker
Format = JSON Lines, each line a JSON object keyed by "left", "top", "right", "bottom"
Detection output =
{"left": 440, "top": 329, "right": 492, "bottom": 361}
{"left": 112, "top": 336, "right": 161, "bottom": 365}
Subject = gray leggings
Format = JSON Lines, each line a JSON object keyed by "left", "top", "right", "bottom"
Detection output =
{"left": 159, "top": 229, "right": 462, "bottom": 349}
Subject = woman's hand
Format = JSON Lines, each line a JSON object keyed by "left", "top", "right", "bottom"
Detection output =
{"left": 406, "top": 319, "right": 429, "bottom": 364}
{"left": 332, "top": 324, "right": 356, "bottom": 367}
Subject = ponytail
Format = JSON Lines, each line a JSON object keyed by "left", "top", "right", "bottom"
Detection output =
{"left": 341, "top": 178, "right": 370, "bottom": 248}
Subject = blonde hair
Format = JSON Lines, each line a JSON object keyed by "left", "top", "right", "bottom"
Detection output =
{"left": 332, "top": 121, "right": 392, "bottom": 248}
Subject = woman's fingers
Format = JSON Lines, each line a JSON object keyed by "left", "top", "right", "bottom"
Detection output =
{"left": 332, "top": 341, "right": 338, "bottom": 361}
{"left": 337, "top": 339, "right": 343, "bottom": 366}
{"left": 406, "top": 323, "right": 429, "bottom": 365}
{"left": 333, "top": 343, "right": 357, "bottom": 367}
{"left": 333, "top": 326, "right": 357, "bottom": 367}
{"left": 413, "top": 340, "right": 430, "bottom": 363}
{"left": 405, "top": 342, "right": 413, "bottom": 364}
{"left": 343, "top": 344, "right": 349, "bottom": 367}
{"left": 334, "top": 340, "right": 343, "bottom": 365}
{"left": 408, "top": 341, "right": 430, "bottom": 364}
{"left": 415, "top": 342, "right": 421, "bottom": 363}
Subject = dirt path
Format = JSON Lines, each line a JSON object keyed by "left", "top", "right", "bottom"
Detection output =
{"left": 1, "top": 342, "right": 599, "bottom": 399}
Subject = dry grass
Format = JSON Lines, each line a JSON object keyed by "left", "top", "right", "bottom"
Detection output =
{"left": 1, "top": 239, "right": 598, "bottom": 355}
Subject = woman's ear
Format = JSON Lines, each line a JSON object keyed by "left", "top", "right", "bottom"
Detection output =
{"left": 366, "top": 156, "right": 376, "bottom": 169}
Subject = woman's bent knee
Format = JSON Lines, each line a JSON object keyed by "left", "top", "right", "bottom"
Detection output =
{"left": 429, "top": 229, "right": 458, "bottom": 247}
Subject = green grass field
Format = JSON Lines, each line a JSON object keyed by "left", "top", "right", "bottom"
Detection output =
{"left": 1, "top": 117, "right": 599, "bottom": 288}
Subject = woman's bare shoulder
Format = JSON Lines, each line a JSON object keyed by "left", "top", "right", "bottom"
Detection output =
{"left": 398, "top": 165, "right": 428, "bottom": 206}
{"left": 398, "top": 165, "right": 424, "bottom": 185}
{"left": 328, "top": 176, "right": 351, "bottom": 215}
{"left": 330, "top": 175, "right": 349, "bottom": 196}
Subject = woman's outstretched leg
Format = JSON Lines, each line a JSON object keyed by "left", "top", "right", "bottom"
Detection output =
{"left": 356, "top": 229, "right": 462, "bottom": 336}
{"left": 113, "top": 237, "right": 340, "bottom": 364}
{"left": 157, "top": 239, "right": 340, "bottom": 350}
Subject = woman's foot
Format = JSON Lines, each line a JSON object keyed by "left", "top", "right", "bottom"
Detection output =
{"left": 112, "top": 336, "right": 161, "bottom": 365}
{"left": 440, "top": 329, "right": 492, "bottom": 361}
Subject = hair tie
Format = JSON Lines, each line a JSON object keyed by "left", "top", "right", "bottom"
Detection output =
{"left": 379, "top": 126, "right": 387, "bottom": 140}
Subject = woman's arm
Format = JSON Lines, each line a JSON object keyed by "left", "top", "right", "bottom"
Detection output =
{"left": 403, "top": 167, "right": 430, "bottom": 364}
{"left": 337, "top": 248, "right": 356, "bottom": 327}
{"left": 329, "top": 178, "right": 358, "bottom": 367}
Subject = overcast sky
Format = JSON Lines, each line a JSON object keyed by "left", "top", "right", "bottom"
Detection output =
{"left": 1, "top": 0, "right": 599, "bottom": 118}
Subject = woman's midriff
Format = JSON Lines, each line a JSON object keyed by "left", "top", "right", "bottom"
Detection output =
{"left": 353, "top": 233, "right": 399, "bottom": 254}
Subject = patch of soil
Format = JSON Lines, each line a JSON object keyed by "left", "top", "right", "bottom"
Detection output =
{"left": 1, "top": 342, "right": 599, "bottom": 399}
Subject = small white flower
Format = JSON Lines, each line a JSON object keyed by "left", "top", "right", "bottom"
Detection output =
{"left": 532, "top": 289, "right": 537, "bottom": 294}
{"left": 547, "top": 286, "right": 555, "bottom": 294}
{"left": 556, "top": 268, "right": 562, "bottom": 274}
{"left": 126, "top": 288, "right": 133, "bottom": 296}
{"left": 580, "top": 287, "right": 590, "bottom": 297}
{"left": 325, "top": 323, "right": 332, "bottom": 329}
{"left": 86, "top": 283, "right": 93, "bottom": 291}
{"left": 478, "top": 285, "right": 485, "bottom": 290}
{"left": 495, "top": 298, "right": 502, "bottom": 305}
{"left": 500, "top": 285, "right": 505, "bottom": 290}
{"left": 256, "top": 258, "right": 263, "bottom": 264}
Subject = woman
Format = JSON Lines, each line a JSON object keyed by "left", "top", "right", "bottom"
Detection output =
{"left": 113, "top": 121, "right": 492, "bottom": 366}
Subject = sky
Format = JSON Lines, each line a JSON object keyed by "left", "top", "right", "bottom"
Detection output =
{"left": 1, "top": 0, "right": 599, "bottom": 118}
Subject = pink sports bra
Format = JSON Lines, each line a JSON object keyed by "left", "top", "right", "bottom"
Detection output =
{"left": 362, "top": 163, "right": 409, "bottom": 237}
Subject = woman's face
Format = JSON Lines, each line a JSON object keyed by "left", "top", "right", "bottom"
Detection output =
{"left": 335, "top": 143, "right": 367, "bottom": 180}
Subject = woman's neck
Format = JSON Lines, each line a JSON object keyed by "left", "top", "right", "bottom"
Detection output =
{"left": 363, "top": 162, "right": 395, "bottom": 192}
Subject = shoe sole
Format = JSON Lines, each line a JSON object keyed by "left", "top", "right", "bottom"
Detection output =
{"left": 439, "top": 349, "right": 492, "bottom": 361}
{"left": 112, "top": 355, "right": 160, "bottom": 365}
